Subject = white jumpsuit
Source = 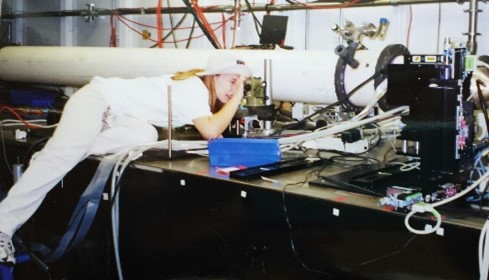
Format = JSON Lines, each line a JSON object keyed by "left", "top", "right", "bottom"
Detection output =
{"left": 0, "top": 75, "right": 212, "bottom": 237}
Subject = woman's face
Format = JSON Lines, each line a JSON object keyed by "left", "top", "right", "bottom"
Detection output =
{"left": 214, "top": 73, "right": 241, "bottom": 103}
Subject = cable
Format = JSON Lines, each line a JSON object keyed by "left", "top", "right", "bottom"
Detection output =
{"left": 348, "top": 234, "right": 417, "bottom": 266}
{"left": 21, "top": 136, "right": 50, "bottom": 166}
{"left": 183, "top": 0, "right": 221, "bottom": 49}
{"left": 404, "top": 202, "right": 442, "bottom": 235}
{"left": 0, "top": 121, "right": 12, "bottom": 177}
{"left": 280, "top": 168, "right": 331, "bottom": 277}
{"left": 273, "top": 70, "right": 383, "bottom": 136}
{"left": 110, "top": 13, "right": 117, "bottom": 47}
{"left": 164, "top": 1, "right": 179, "bottom": 48}
{"left": 0, "top": 105, "right": 50, "bottom": 129}
{"left": 479, "top": 218, "right": 489, "bottom": 280}
{"left": 244, "top": 0, "right": 262, "bottom": 38}
{"left": 109, "top": 140, "right": 207, "bottom": 280}
{"left": 186, "top": 18, "right": 197, "bottom": 48}
{"left": 278, "top": 105, "right": 409, "bottom": 147}
{"left": 405, "top": 169, "right": 489, "bottom": 236}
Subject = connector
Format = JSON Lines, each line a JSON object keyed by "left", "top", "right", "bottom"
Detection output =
{"left": 15, "top": 129, "right": 27, "bottom": 140}
{"left": 340, "top": 128, "right": 362, "bottom": 143}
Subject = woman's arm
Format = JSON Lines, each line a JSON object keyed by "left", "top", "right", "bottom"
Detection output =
{"left": 192, "top": 77, "right": 245, "bottom": 140}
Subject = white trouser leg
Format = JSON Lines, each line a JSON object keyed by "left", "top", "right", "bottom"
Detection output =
{"left": 0, "top": 85, "right": 158, "bottom": 237}
{"left": 88, "top": 116, "right": 158, "bottom": 155}
{"left": 0, "top": 84, "right": 108, "bottom": 237}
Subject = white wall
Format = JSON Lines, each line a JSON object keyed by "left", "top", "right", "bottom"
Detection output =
{"left": 6, "top": 1, "right": 489, "bottom": 55}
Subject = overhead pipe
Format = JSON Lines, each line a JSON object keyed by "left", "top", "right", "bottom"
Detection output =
{"left": 0, "top": 0, "right": 477, "bottom": 19}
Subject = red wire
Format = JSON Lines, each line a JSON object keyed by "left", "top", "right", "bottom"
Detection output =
{"left": 156, "top": 0, "right": 163, "bottom": 48}
{"left": 221, "top": 13, "right": 226, "bottom": 49}
{"left": 231, "top": 1, "right": 239, "bottom": 49}
{"left": 0, "top": 105, "right": 43, "bottom": 129}
{"left": 116, "top": 16, "right": 159, "bottom": 43}
{"left": 110, "top": 14, "right": 117, "bottom": 47}
{"left": 192, "top": 0, "right": 222, "bottom": 48}
{"left": 115, "top": 11, "right": 233, "bottom": 45}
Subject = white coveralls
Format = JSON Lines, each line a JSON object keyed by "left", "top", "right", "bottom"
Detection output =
{"left": 0, "top": 75, "right": 212, "bottom": 237}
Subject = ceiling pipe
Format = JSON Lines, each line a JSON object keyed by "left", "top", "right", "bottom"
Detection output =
{"left": 0, "top": 0, "right": 477, "bottom": 19}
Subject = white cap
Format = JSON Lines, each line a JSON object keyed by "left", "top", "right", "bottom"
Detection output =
{"left": 197, "top": 54, "right": 252, "bottom": 76}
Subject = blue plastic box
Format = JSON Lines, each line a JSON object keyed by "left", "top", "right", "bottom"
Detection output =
{"left": 208, "top": 138, "right": 281, "bottom": 167}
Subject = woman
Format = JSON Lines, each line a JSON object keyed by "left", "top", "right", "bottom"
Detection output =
{"left": 471, "top": 55, "right": 489, "bottom": 108}
{"left": 0, "top": 54, "right": 252, "bottom": 264}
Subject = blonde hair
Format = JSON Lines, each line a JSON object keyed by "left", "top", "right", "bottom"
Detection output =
{"left": 201, "top": 75, "right": 224, "bottom": 113}
{"left": 171, "top": 69, "right": 205, "bottom": 81}
{"left": 171, "top": 69, "right": 223, "bottom": 113}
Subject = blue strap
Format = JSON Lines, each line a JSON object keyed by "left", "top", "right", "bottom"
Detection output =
{"left": 41, "top": 155, "right": 119, "bottom": 262}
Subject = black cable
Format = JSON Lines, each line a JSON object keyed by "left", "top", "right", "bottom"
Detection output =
{"left": 167, "top": 0, "right": 178, "bottom": 48}
{"left": 185, "top": 18, "right": 197, "bottom": 49}
{"left": 280, "top": 168, "right": 332, "bottom": 277}
{"left": 347, "top": 234, "right": 417, "bottom": 266}
{"left": 243, "top": 0, "right": 262, "bottom": 38}
{"left": 318, "top": 149, "right": 380, "bottom": 167}
{"left": 272, "top": 70, "right": 383, "bottom": 136}
{"left": 150, "top": 13, "right": 189, "bottom": 48}
{"left": 182, "top": 0, "right": 220, "bottom": 49}
{"left": 0, "top": 122, "right": 12, "bottom": 177}
{"left": 22, "top": 137, "right": 50, "bottom": 166}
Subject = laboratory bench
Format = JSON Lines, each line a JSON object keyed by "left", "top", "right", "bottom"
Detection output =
{"left": 0, "top": 132, "right": 485, "bottom": 280}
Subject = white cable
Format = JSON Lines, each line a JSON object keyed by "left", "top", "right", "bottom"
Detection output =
{"left": 404, "top": 202, "right": 442, "bottom": 235}
{"left": 311, "top": 85, "right": 388, "bottom": 134}
{"left": 0, "top": 119, "right": 58, "bottom": 128}
{"left": 109, "top": 139, "right": 208, "bottom": 280}
{"left": 404, "top": 170, "right": 489, "bottom": 236}
{"left": 350, "top": 80, "right": 387, "bottom": 122}
{"left": 478, "top": 60, "right": 489, "bottom": 69}
{"left": 479, "top": 219, "right": 489, "bottom": 280}
{"left": 279, "top": 106, "right": 409, "bottom": 146}
{"left": 110, "top": 150, "right": 129, "bottom": 280}
{"left": 432, "top": 169, "right": 489, "bottom": 208}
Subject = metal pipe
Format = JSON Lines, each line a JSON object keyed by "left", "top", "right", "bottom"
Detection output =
{"left": 465, "top": 0, "right": 481, "bottom": 54}
{"left": 167, "top": 85, "right": 172, "bottom": 159}
{"left": 263, "top": 59, "right": 273, "bottom": 135}
{"left": 1, "top": 0, "right": 475, "bottom": 19}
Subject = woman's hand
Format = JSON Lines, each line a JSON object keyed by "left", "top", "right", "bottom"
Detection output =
{"left": 231, "top": 75, "right": 247, "bottom": 100}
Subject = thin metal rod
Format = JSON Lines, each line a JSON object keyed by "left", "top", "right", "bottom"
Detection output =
{"left": 167, "top": 85, "right": 172, "bottom": 159}
{"left": 465, "top": 0, "right": 481, "bottom": 54}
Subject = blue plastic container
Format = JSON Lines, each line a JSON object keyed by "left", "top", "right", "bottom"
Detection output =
{"left": 208, "top": 138, "right": 281, "bottom": 167}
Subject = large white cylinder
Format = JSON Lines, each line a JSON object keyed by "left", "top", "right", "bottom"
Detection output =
{"left": 0, "top": 46, "right": 403, "bottom": 106}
